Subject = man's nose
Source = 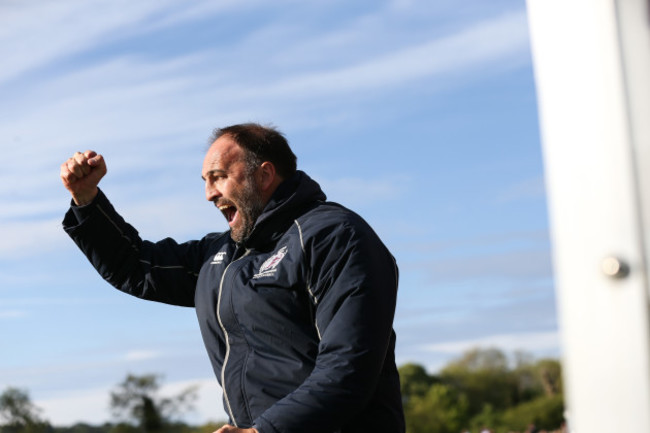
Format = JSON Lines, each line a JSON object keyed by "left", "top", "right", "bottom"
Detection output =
{"left": 205, "top": 181, "right": 221, "bottom": 201}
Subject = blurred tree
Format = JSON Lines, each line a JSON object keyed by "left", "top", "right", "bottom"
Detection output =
{"left": 0, "top": 387, "right": 50, "bottom": 433}
{"left": 511, "top": 353, "right": 564, "bottom": 404}
{"left": 440, "top": 347, "right": 519, "bottom": 414}
{"left": 109, "top": 374, "right": 198, "bottom": 432}
{"left": 512, "top": 351, "right": 543, "bottom": 403}
{"left": 398, "top": 363, "right": 438, "bottom": 403}
{"left": 535, "top": 358, "right": 563, "bottom": 396}
{"left": 405, "top": 383, "right": 469, "bottom": 433}
{"left": 468, "top": 403, "right": 501, "bottom": 433}
{"left": 444, "top": 347, "right": 509, "bottom": 372}
{"left": 499, "top": 394, "right": 565, "bottom": 431}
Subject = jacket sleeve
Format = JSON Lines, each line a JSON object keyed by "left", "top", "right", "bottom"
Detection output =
{"left": 62, "top": 189, "right": 207, "bottom": 307}
{"left": 253, "top": 215, "right": 399, "bottom": 433}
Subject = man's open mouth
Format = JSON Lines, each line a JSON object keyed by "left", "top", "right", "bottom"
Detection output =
{"left": 218, "top": 204, "right": 237, "bottom": 224}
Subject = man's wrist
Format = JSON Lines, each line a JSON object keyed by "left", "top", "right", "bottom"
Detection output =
{"left": 72, "top": 188, "right": 99, "bottom": 206}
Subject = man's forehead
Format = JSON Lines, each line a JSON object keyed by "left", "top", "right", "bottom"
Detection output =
{"left": 202, "top": 136, "right": 244, "bottom": 173}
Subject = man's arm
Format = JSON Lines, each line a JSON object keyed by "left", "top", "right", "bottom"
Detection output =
{"left": 60, "top": 150, "right": 202, "bottom": 307}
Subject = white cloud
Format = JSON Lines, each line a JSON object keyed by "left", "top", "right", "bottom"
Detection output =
{"left": 251, "top": 11, "right": 529, "bottom": 99}
{"left": 423, "top": 331, "right": 559, "bottom": 355}
{"left": 37, "top": 385, "right": 113, "bottom": 426}
{"left": 496, "top": 176, "right": 547, "bottom": 203}
{"left": 0, "top": 218, "right": 68, "bottom": 259}
{"left": 0, "top": 7, "right": 531, "bottom": 239}
{"left": 1, "top": 198, "right": 68, "bottom": 220}
{"left": 0, "top": 310, "right": 27, "bottom": 319}
{"left": 123, "top": 350, "right": 161, "bottom": 362}
{"left": 316, "top": 175, "right": 406, "bottom": 207}
{"left": 1, "top": 7, "right": 530, "bottom": 138}
{"left": 36, "top": 378, "right": 226, "bottom": 426}
{"left": 0, "top": 0, "right": 154, "bottom": 85}
{"left": 0, "top": 0, "right": 265, "bottom": 86}
{"left": 160, "top": 378, "right": 226, "bottom": 424}
{"left": 415, "top": 247, "right": 553, "bottom": 283}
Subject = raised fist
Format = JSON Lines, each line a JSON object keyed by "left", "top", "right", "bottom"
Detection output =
{"left": 60, "top": 150, "right": 107, "bottom": 205}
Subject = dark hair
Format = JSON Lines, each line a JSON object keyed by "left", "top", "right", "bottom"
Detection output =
{"left": 210, "top": 123, "right": 297, "bottom": 179}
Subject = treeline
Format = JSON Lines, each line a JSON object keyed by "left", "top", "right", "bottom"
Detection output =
{"left": 1, "top": 348, "right": 564, "bottom": 433}
{"left": 0, "top": 375, "right": 225, "bottom": 433}
{"left": 400, "top": 348, "right": 565, "bottom": 433}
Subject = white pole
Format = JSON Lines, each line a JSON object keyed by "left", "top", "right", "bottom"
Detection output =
{"left": 526, "top": 0, "right": 650, "bottom": 431}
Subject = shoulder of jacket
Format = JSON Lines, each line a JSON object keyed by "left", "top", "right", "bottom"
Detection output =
{"left": 203, "top": 231, "right": 232, "bottom": 241}
{"left": 200, "top": 231, "right": 234, "bottom": 248}
{"left": 295, "top": 201, "right": 372, "bottom": 237}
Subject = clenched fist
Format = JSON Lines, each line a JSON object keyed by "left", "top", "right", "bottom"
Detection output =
{"left": 60, "top": 150, "right": 107, "bottom": 206}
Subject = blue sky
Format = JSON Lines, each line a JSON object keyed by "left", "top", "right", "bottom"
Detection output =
{"left": 0, "top": 0, "right": 555, "bottom": 426}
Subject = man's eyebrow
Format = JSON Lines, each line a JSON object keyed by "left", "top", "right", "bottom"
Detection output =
{"left": 201, "top": 169, "right": 226, "bottom": 181}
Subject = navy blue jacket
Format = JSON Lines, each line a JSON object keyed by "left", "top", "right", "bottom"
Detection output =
{"left": 63, "top": 171, "right": 404, "bottom": 433}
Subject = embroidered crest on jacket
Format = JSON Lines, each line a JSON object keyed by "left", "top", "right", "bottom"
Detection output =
{"left": 253, "top": 246, "right": 288, "bottom": 279}
{"left": 211, "top": 251, "right": 227, "bottom": 265}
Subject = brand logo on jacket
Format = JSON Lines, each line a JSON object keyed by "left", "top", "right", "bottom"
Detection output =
{"left": 253, "top": 246, "right": 288, "bottom": 279}
{"left": 211, "top": 251, "right": 227, "bottom": 265}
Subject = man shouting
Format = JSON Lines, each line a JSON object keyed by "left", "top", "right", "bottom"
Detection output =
{"left": 60, "top": 123, "right": 404, "bottom": 433}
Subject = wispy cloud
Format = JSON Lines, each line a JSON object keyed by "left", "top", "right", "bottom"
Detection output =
{"left": 420, "top": 248, "right": 553, "bottom": 283}
{"left": 0, "top": 0, "right": 261, "bottom": 86}
{"left": 0, "top": 310, "right": 27, "bottom": 319}
{"left": 423, "top": 330, "right": 559, "bottom": 355}
{"left": 496, "top": 176, "right": 547, "bottom": 203}
{"left": 1, "top": 7, "right": 530, "bottom": 139}
{"left": 123, "top": 350, "right": 162, "bottom": 362}
{"left": 0, "top": 218, "right": 68, "bottom": 259}
{"left": 246, "top": 11, "right": 529, "bottom": 99}
{"left": 0, "top": 7, "right": 531, "bottom": 250}
{"left": 36, "top": 378, "right": 225, "bottom": 425}
{"left": 36, "top": 385, "right": 113, "bottom": 426}
{"left": 316, "top": 175, "right": 408, "bottom": 207}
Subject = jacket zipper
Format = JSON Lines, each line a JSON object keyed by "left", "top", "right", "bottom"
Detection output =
{"left": 216, "top": 248, "right": 250, "bottom": 427}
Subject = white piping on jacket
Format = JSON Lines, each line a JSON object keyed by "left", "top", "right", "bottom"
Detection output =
{"left": 216, "top": 249, "right": 251, "bottom": 427}
{"left": 294, "top": 220, "right": 321, "bottom": 341}
{"left": 97, "top": 204, "right": 199, "bottom": 276}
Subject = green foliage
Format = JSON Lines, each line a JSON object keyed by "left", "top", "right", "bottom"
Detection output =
{"left": 398, "top": 363, "right": 438, "bottom": 402}
{"left": 405, "top": 384, "right": 469, "bottom": 433}
{"left": 400, "top": 348, "right": 566, "bottom": 433}
{"left": 535, "top": 359, "right": 563, "bottom": 396}
{"left": 498, "top": 394, "right": 565, "bottom": 432}
{"left": 5, "top": 350, "right": 563, "bottom": 433}
{"left": 469, "top": 403, "right": 501, "bottom": 432}
{"left": 443, "top": 347, "right": 509, "bottom": 372}
{"left": 441, "top": 348, "right": 520, "bottom": 414}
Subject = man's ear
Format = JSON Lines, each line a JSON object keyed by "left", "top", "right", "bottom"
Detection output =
{"left": 258, "top": 161, "right": 278, "bottom": 192}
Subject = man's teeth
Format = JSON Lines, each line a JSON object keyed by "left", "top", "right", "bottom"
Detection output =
{"left": 218, "top": 204, "right": 236, "bottom": 223}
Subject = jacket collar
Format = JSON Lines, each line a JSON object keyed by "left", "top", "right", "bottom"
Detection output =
{"left": 240, "top": 170, "right": 326, "bottom": 249}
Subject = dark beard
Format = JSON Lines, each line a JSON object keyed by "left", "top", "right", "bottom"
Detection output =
{"left": 230, "top": 176, "right": 266, "bottom": 243}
